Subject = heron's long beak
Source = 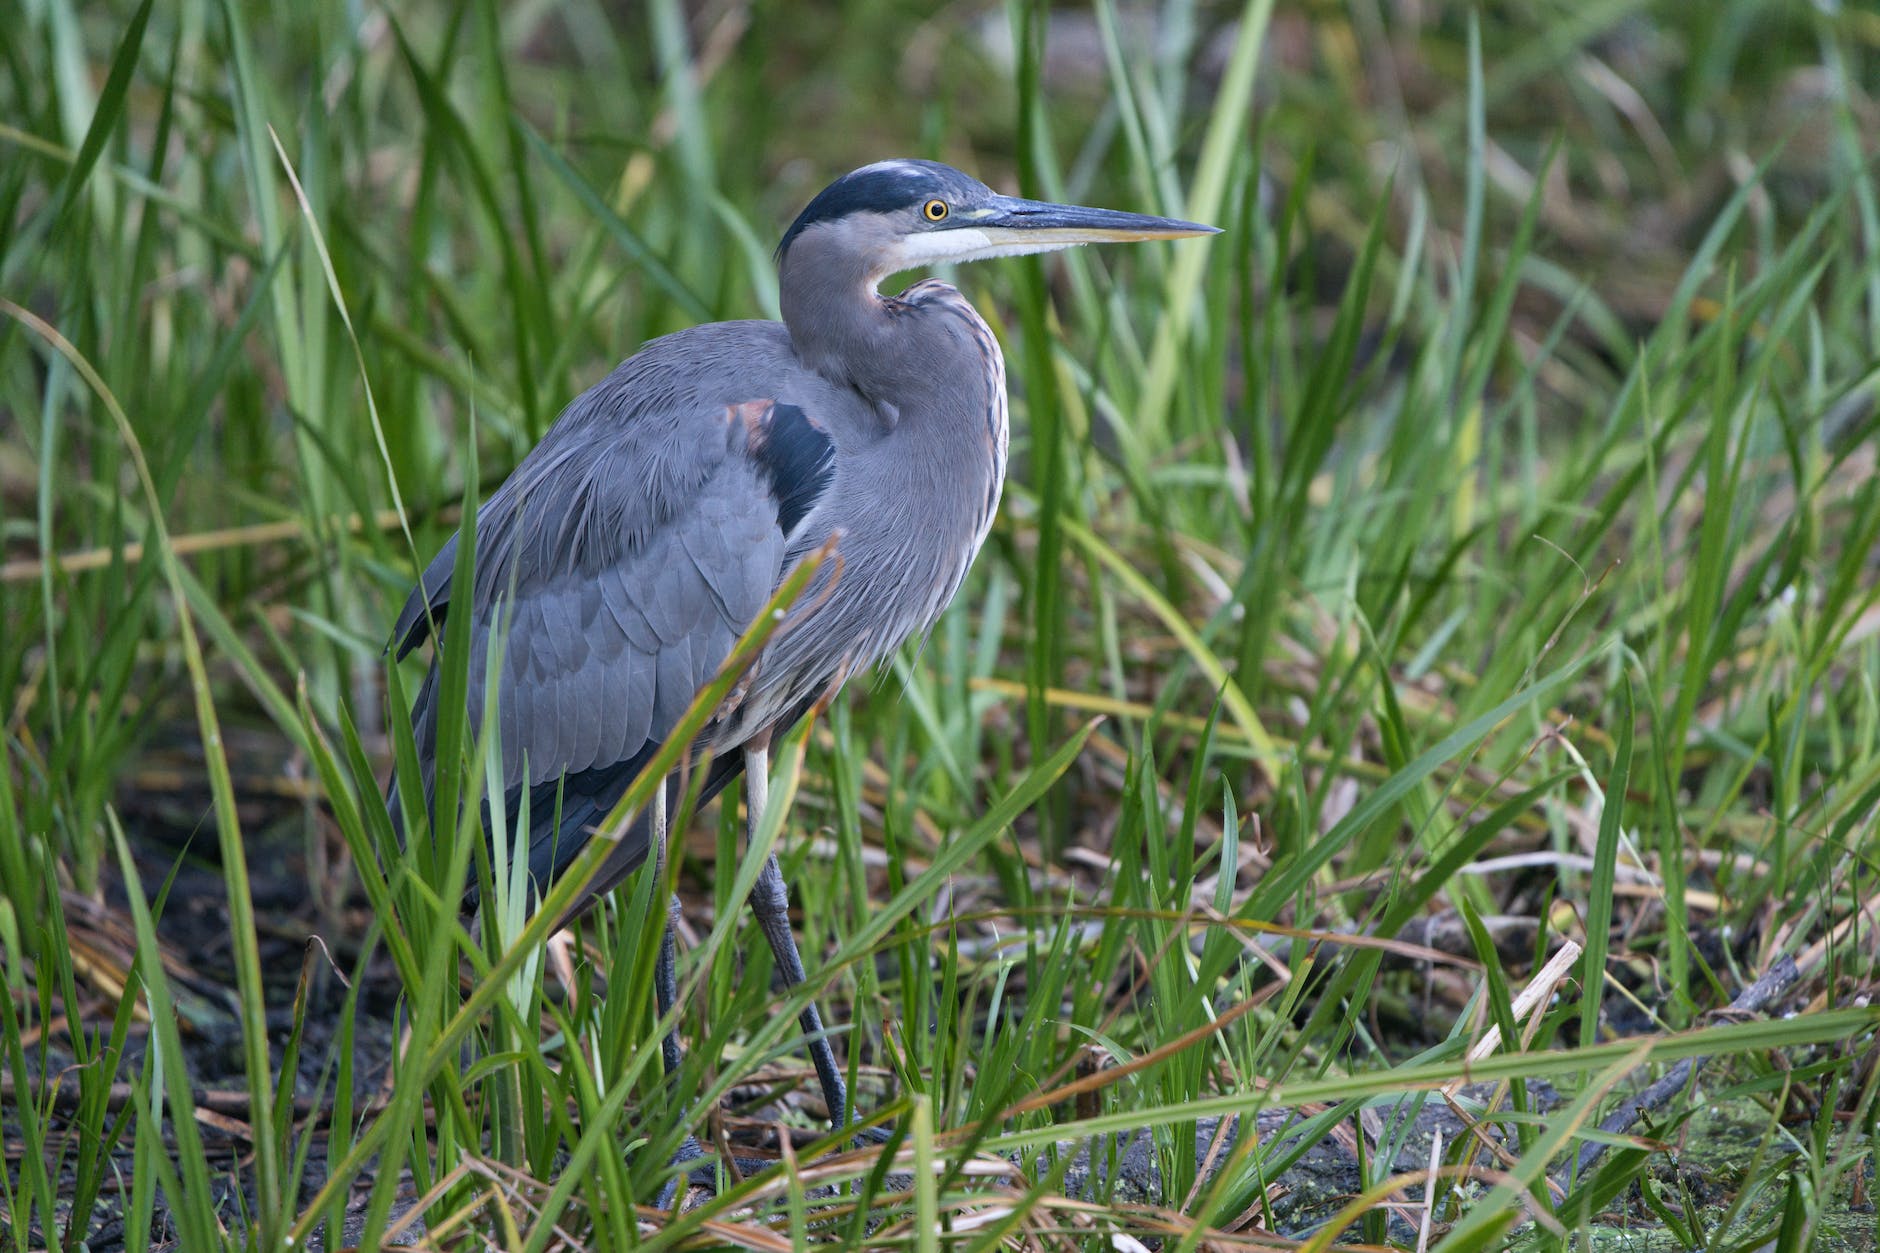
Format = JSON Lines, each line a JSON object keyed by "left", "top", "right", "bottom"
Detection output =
{"left": 888, "top": 192, "right": 1219, "bottom": 270}
{"left": 966, "top": 194, "right": 1219, "bottom": 245}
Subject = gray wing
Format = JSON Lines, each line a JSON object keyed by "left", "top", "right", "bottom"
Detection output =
{"left": 390, "top": 392, "right": 834, "bottom": 901}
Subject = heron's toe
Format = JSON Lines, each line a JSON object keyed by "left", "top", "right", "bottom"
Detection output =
{"left": 654, "top": 1135, "right": 776, "bottom": 1210}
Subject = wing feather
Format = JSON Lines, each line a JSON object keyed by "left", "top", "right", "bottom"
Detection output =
{"left": 651, "top": 635, "right": 695, "bottom": 738}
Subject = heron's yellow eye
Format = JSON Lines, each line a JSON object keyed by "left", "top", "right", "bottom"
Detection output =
{"left": 922, "top": 199, "right": 949, "bottom": 222}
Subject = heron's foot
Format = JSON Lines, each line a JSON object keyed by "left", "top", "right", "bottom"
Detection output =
{"left": 654, "top": 1134, "right": 776, "bottom": 1210}
{"left": 848, "top": 1122, "right": 895, "bottom": 1151}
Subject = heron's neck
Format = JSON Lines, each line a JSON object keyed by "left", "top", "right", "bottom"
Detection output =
{"left": 784, "top": 298, "right": 892, "bottom": 396}
{"left": 779, "top": 226, "right": 931, "bottom": 402}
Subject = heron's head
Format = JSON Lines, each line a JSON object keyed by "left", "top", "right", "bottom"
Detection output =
{"left": 778, "top": 159, "right": 1217, "bottom": 283}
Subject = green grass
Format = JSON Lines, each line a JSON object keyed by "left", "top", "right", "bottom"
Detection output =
{"left": 3, "top": 0, "right": 1879, "bottom": 1249}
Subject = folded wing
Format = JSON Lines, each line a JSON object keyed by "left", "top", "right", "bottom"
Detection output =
{"left": 389, "top": 397, "right": 834, "bottom": 901}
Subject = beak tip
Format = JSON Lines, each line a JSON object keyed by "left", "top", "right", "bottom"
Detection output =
{"left": 1156, "top": 219, "right": 1221, "bottom": 239}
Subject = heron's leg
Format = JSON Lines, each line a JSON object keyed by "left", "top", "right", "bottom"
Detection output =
{"left": 648, "top": 779, "right": 770, "bottom": 1206}
{"left": 649, "top": 781, "right": 684, "bottom": 1079}
{"left": 743, "top": 746, "right": 853, "bottom": 1133}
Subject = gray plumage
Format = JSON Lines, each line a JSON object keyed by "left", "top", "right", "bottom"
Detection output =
{"left": 392, "top": 293, "right": 1004, "bottom": 906}
{"left": 387, "top": 158, "right": 1216, "bottom": 1165}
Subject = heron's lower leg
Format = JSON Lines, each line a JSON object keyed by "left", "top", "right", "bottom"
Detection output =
{"left": 648, "top": 780, "right": 770, "bottom": 1207}
{"left": 650, "top": 782, "right": 684, "bottom": 1079}
{"left": 655, "top": 745, "right": 870, "bottom": 1208}
{"left": 743, "top": 746, "right": 852, "bottom": 1131}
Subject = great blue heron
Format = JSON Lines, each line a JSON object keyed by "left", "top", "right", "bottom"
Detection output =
{"left": 388, "top": 158, "right": 1216, "bottom": 1183}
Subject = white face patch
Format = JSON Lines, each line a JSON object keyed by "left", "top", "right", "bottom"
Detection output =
{"left": 888, "top": 227, "right": 1080, "bottom": 271}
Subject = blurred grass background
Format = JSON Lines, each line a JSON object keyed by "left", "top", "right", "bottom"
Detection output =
{"left": 2, "top": 0, "right": 1879, "bottom": 1248}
